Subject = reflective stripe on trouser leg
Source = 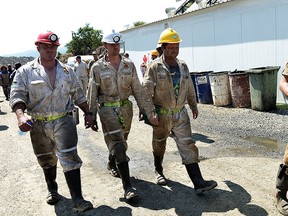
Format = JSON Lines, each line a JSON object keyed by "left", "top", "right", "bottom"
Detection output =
{"left": 30, "top": 115, "right": 82, "bottom": 172}
{"left": 152, "top": 114, "right": 171, "bottom": 157}
{"left": 152, "top": 107, "right": 199, "bottom": 164}
{"left": 30, "top": 121, "right": 58, "bottom": 169}
{"left": 171, "top": 108, "right": 199, "bottom": 164}
{"left": 99, "top": 106, "right": 128, "bottom": 161}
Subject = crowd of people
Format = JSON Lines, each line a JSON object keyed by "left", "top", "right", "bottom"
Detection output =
{"left": 0, "top": 62, "right": 21, "bottom": 100}
{"left": 6, "top": 27, "right": 288, "bottom": 216}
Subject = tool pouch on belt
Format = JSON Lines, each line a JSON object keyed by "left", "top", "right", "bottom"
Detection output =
{"left": 72, "top": 107, "right": 79, "bottom": 125}
{"left": 67, "top": 106, "right": 79, "bottom": 125}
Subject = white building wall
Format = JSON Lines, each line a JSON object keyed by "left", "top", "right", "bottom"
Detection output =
{"left": 121, "top": 0, "right": 288, "bottom": 103}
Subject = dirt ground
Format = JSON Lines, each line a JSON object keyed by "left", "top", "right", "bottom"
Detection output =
{"left": 0, "top": 87, "right": 284, "bottom": 216}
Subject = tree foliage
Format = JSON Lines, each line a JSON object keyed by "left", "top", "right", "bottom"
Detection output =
{"left": 133, "top": 21, "right": 146, "bottom": 27}
{"left": 65, "top": 23, "right": 103, "bottom": 56}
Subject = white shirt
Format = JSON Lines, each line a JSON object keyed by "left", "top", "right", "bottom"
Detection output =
{"left": 74, "top": 61, "right": 88, "bottom": 78}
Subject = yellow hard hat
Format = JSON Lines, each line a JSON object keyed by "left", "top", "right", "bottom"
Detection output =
{"left": 158, "top": 28, "right": 182, "bottom": 44}
{"left": 151, "top": 49, "right": 159, "bottom": 57}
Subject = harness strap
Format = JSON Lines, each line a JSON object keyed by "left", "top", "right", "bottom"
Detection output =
{"left": 102, "top": 99, "right": 130, "bottom": 107}
{"left": 32, "top": 113, "right": 67, "bottom": 122}
{"left": 157, "top": 107, "right": 183, "bottom": 115}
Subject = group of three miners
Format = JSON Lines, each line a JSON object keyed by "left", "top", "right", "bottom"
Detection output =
{"left": 10, "top": 27, "right": 219, "bottom": 213}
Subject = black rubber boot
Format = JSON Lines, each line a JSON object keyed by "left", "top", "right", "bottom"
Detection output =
{"left": 107, "top": 154, "right": 120, "bottom": 178}
{"left": 43, "top": 165, "right": 60, "bottom": 205}
{"left": 154, "top": 153, "right": 167, "bottom": 185}
{"left": 64, "top": 169, "right": 93, "bottom": 213}
{"left": 117, "top": 161, "right": 138, "bottom": 200}
{"left": 275, "top": 164, "right": 288, "bottom": 215}
{"left": 185, "top": 163, "right": 217, "bottom": 195}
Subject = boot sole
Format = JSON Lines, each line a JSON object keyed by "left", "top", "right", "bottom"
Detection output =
{"left": 195, "top": 181, "right": 218, "bottom": 195}
{"left": 46, "top": 192, "right": 60, "bottom": 205}
{"left": 125, "top": 188, "right": 139, "bottom": 200}
{"left": 156, "top": 173, "right": 167, "bottom": 186}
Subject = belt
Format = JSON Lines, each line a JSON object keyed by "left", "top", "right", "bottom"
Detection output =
{"left": 101, "top": 99, "right": 130, "bottom": 107}
{"left": 157, "top": 107, "right": 183, "bottom": 115}
{"left": 33, "top": 113, "right": 67, "bottom": 122}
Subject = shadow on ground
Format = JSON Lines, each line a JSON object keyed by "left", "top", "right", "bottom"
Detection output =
{"left": 0, "top": 125, "right": 8, "bottom": 131}
{"left": 0, "top": 110, "right": 7, "bottom": 115}
{"left": 192, "top": 133, "right": 215, "bottom": 144}
{"left": 54, "top": 196, "right": 132, "bottom": 216}
{"left": 129, "top": 177, "right": 268, "bottom": 216}
{"left": 52, "top": 177, "right": 268, "bottom": 216}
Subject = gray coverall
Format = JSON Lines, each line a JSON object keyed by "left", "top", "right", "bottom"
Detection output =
{"left": 142, "top": 55, "right": 199, "bottom": 165}
{"left": 88, "top": 55, "right": 144, "bottom": 162}
{"left": 9, "top": 58, "right": 86, "bottom": 172}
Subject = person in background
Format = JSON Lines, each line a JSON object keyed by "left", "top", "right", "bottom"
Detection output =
{"left": 88, "top": 51, "right": 98, "bottom": 74}
{"left": 0, "top": 65, "right": 11, "bottom": 100}
{"left": 142, "top": 28, "right": 217, "bottom": 194}
{"left": 140, "top": 55, "right": 148, "bottom": 77}
{"left": 140, "top": 49, "right": 160, "bottom": 78}
{"left": 74, "top": 55, "right": 89, "bottom": 95}
{"left": 10, "top": 62, "right": 22, "bottom": 83}
{"left": 9, "top": 31, "right": 97, "bottom": 213}
{"left": 150, "top": 49, "right": 159, "bottom": 61}
{"left": 7, "top": 64, "right": 13, "bottom": 76}
{"left": 88, "top": 30, "right": 145, "bottom": 201}
{"left": 275, "top": 62, "right": 288, "bottom": 215}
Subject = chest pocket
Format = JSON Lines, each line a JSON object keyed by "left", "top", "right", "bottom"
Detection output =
{"left": 29, "top": 80, "right": 49, "bottom": 100}
{"left": 100, "top": 71, "right": 115, "bottom": 92}
{"left": 156, "top": 68, "right": 169, "bottom": 91}
{"left": 120, "top": 69, "right": 133, "bottom": 90}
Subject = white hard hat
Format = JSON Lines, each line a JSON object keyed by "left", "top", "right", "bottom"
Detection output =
{"left": 102, "top": 30, "right": 124, "bottom": 44}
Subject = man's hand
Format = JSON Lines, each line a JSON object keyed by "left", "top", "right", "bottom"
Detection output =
{"left": 84, "top": 114, "right": 98, "bottom": 131}
{"left": 14, "top": 107, "right": 32, "bottom": 132}
{"left": 191, "top": 108, "right": 198, "bottom": 119}
{"left": 18, "top": 116, "right": 32, "bottom": 132}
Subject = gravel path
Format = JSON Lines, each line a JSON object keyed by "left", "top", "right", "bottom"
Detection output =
{"left": 1, "top": 90, "right": 287, "bottom": 216}
{"left": 191, "top": 103, "right": 288, "bottom": 160}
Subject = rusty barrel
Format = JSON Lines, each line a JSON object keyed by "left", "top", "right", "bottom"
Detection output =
{"left": 209, "top": 71, "right": 232, "bottom": 107}
{"left": 228, "top": 71, "right": 251, "bottom": 108}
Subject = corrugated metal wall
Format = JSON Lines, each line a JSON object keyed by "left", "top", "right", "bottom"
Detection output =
{"left": 121, "top": 0, "right": 288, "bottom": 103}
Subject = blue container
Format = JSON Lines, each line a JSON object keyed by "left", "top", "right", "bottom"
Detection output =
{"left": 194, "top": 71, "right": 213, "bottom": 104}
